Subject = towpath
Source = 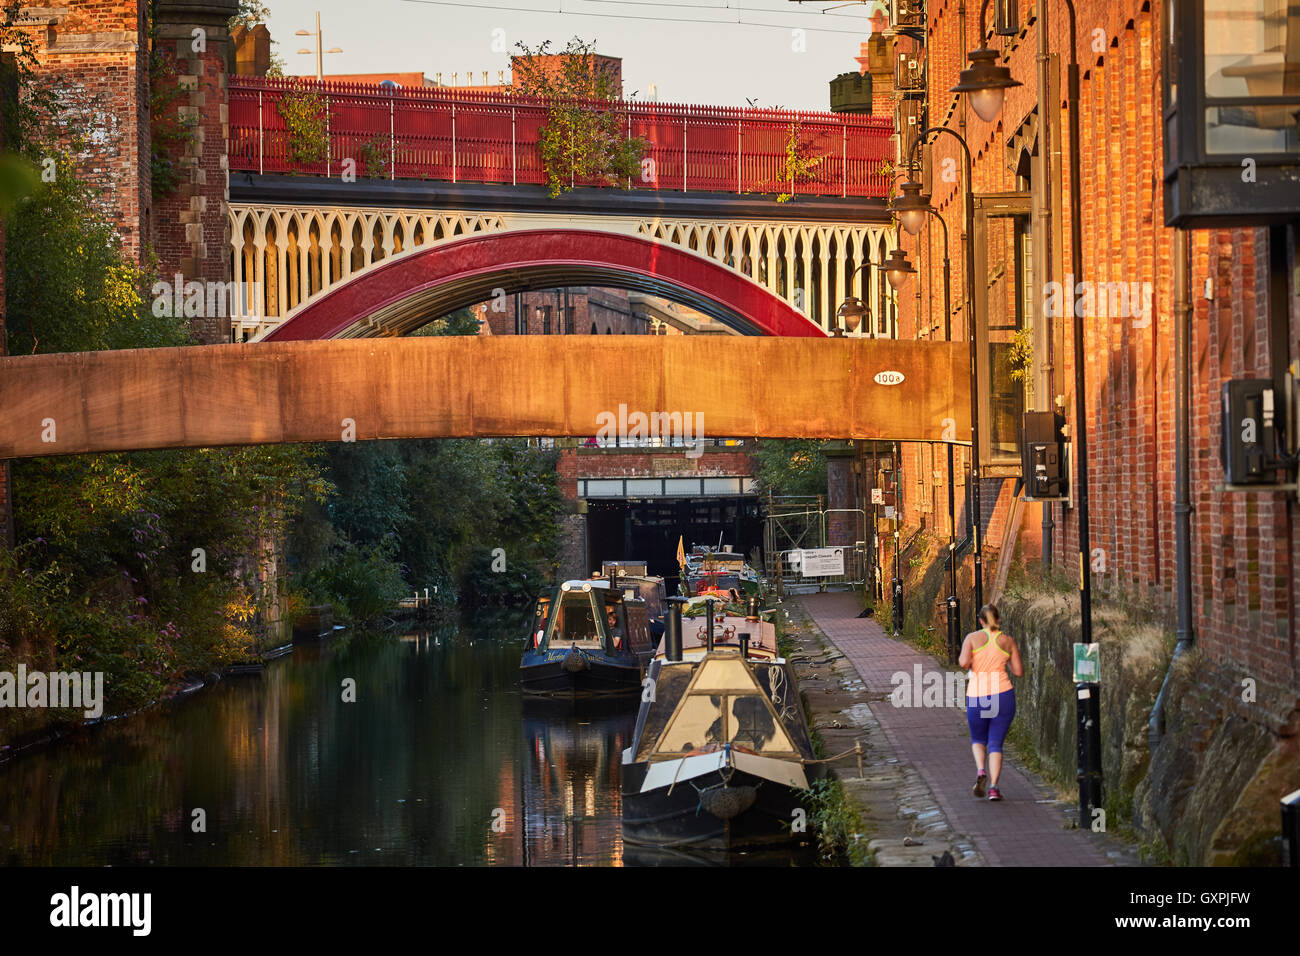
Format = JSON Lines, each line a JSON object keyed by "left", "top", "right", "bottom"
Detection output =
{"left": 791, "top": 590, "right": 1134, "bottom": 866}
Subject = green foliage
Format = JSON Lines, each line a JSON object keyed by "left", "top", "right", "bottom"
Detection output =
{"left": 0, "top": 3, "right": 59, "bottom": 157}
{"left": 297, "top": 543, "right": 409, "bottom": 623}
{"left": 277, "top": 80, "right": 329, "bottom": 168}
{"left": 1007, "top": 327, "right": 1034, "bottom": 383}
{"left": 753, "top": 439, "right": 830, "bottom": 499}
{"left": 774, "top": 123, "right": 824, "bottom": 203}
{"left": 512, "top": 37, "right": 649, "bottom": 198}
{"left": 352, "top": 134, "right": 391, "bottom": 179}
{"left": 4, "top": 152, "right": 188, "bottom": 354}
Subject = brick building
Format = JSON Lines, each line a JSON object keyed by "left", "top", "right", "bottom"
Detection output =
{"left": 880, "top": 0, "right": 1299, "bottom": 862}
{"left": 10, "top": 2, "right": 238, "bottom": 344}
{"left": 477, "top": 286, "right": 648, "bottom": 336}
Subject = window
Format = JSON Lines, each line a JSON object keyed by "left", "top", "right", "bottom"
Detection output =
{"left": 1202, "top": 0, "right": 1299, "bottom": 156}
{"left": 973, "top": 193, "right": 1033, "bottom": 473}
{"left": 546, "top": 592, "right": 605, "bottom": 649}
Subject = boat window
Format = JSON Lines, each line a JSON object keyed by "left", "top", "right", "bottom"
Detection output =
{"left": 548, "top": 593, "right": 604, "bottom": 648}
{"left": 657, "top": 694, "right": 725, "bottom": 752}
{"left": 691, "top": 657, "right": 758, "bottom": 693}
{"left": 727, "top": 695, "right": 793, "bottom": 752}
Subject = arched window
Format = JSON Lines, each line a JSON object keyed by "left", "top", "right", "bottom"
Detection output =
{"left": 591, "top": 322, "right": 598, "bottom": 334}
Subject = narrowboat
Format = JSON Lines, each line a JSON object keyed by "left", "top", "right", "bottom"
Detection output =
{"left": 519, "top": 579, "right": 657, "bottom": 696}
{"left": 682, "top": 546, "right": 762, "bottom": 598}
{"left": 621, "top": 637, "right": 818, "bottom": 855}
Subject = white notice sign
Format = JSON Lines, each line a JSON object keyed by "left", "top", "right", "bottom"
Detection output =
{"left": 800, "top": 547, "right": 846, "bottom": 576}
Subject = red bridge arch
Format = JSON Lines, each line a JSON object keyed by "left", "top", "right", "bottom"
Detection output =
{"left": 262, "top": 228, "right": 828, "bottom": 341}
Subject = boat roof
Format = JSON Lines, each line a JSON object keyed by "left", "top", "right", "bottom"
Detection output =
{"left": 560, "top": 579, "right": 610, "bottom": 590}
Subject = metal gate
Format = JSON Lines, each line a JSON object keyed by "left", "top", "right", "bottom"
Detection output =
{"left": 763, "top": 499, "right": 871, "bottom": 594}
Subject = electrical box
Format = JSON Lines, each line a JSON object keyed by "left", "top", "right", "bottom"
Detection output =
{"left": 1022, "top": 411, "right": 1068, "bottom": 500}
{"left": 1221, "top": 379, "right": 1282, "bottom": 485}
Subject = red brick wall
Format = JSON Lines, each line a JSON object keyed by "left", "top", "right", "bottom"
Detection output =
{"left": 557, "top": 447, "right": 755, "bottom": 501}
{"left": 478, "top": 287, "right": 648, "bottom": 336}
{"left": 152, "top": 5, "right": 237, "bottom": 344}
{"left": 893, "top": 1, "right": 1298, "bottom": 735}
{"left": 23, "top": 2, "right": 150, "bottom": 263}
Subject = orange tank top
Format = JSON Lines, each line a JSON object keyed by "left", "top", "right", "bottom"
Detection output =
{"left": 967, "top": 627, "right": 1013, "bottom": 697}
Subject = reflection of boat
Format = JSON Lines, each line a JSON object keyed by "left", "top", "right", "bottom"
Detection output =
{"left": 621, "top": 644, "right": 817, "bottom": 855}
{"left": 519, "top": 580, "right": 657, "bottom": 696}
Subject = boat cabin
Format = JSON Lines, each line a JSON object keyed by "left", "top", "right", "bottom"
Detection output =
{"left": 530, "top": 580, "right": 656, "bottom": 659}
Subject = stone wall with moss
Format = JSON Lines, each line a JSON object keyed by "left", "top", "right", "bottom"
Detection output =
{"left": 998, "top": 566, "right": 1293, "bottom": 865}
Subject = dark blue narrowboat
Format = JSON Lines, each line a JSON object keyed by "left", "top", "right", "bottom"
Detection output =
{"left": 520, "top": 579, "right": 658, "bottom": 696}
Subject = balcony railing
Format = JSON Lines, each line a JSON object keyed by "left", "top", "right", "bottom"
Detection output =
{"left": 228, "top": 76, "right": 895, "bottom": 199}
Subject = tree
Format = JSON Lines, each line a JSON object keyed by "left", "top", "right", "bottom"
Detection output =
{"left": 512, "top": 38, "right": 648, "bottom": 198}
{"left": 753, "top": 440, "right": 830, "bottom": 499}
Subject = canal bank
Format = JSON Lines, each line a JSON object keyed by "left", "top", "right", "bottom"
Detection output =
{"left": 784, "top": 591, "right": 1140, "bottom": 866}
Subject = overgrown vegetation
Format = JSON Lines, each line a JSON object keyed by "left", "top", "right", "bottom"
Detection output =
{"left": 752, "top": 439, "right": 830, "bottom": 499}
{"left": 277, "top": 80, "right": 329, "bottom": 168}
{"left": 0, "top": 22, "right": 563, "bottom": 742}
{"left": 512, "top": 37, "right": 649, "bottom": 197}
{"left": 774, "top": 123, "right": 824, "bottom": 203}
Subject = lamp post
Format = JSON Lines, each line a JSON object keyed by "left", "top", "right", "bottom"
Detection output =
{"left": 893, "top": 124, "right": 985, "bottom": 627}
{"left": 953, "top": 0, "right": 1100, "bottom": 828}
{"left": 296, "top": 11, "right": 342, "bottom": 81}
{"left": 886, "top": 222, "right": 961, "bottom": 664}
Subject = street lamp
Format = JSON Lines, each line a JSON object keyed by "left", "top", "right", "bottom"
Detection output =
{"left": 834, "top": 296, "right": 868, "bottom": 336}
{"left": 953, "top": 0, "right": 1100, "bottom": 829}
{"left": 296, "top": 12, "right": 342, "bottom": 81}
{"left": 952, "top": 48, "right": 1022, "bottom": 123}
{"left": 892, "top": 181, "right": 931, "bottom": 236}
{"left": 836, "top": 254, "right": 905, "bottom": 338}
{"left": 893, "top": 123, "right": 985, "bottom": 625}
{"left": 882, "top": 214, "right": 963, "bottom": 663}
{"left": 881, "top": 248, "right": 916, "bottom": 290}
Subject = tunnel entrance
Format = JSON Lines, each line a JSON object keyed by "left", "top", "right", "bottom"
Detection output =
{"left": 584, "top": 497, "right": 764, "bottom": 590}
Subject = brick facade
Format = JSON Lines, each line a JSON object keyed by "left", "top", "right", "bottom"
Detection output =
{"left": 890, "top": 0, "right": 1298, "bottom": 859}
{"left": 151, "top": 1, "right": 237, "bottom": 344}
{"left": 477, "top": 287, "right": 649, "bottom": 336}
{"left": 558, "top": 446, "right": 756, "bottom": 501}
{"left": 21, "top": 2, "right": 151, "bottom": 263}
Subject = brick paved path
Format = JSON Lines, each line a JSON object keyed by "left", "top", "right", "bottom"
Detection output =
{"left": 799, "top": 591, "right": 1112, "bottom": 866}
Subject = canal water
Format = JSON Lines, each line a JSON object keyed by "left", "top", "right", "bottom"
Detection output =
{"left": 0, "top": 610, "right": 635, "bottom": 866}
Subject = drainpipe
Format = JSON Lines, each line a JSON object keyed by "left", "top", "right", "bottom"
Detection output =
{"left": 1149, "top": 226, "right": 1194, "bottom": 746}
{"left": 1036, "top": 0, "right": 1055, "bottom": 568}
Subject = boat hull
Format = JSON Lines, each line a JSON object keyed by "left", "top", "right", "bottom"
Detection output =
{"left": 621, "top": 762, "right": 812, "bottom": 854}
{"left": 519, "top": 656, "right": 642, "bottom": 696}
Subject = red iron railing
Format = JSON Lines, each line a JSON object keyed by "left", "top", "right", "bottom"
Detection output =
{"left": 228, "top": 76, "right": 894, "bottom": 198}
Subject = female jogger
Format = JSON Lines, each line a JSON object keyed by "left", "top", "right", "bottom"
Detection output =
{"left": 958, "top": 604, "right": 1023, "bottom": 801}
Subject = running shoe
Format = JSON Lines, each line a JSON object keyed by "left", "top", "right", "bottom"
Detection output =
{"left": 972, "top": 771, "right": 988, "bottom": 798}
{"left": 987, "top": 786, "right": 1003, "bottom": 801}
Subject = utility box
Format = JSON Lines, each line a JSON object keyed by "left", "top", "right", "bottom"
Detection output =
{"left": 1221, "top": 379, "right": 1281, "bottom": 485}
{"left": 1021, "top": 411, "right": 1068, "bottom": 500}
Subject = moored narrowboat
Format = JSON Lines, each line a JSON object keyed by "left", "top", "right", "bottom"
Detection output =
{"left": 519, "top": 579, "right": 657, "bottom": 696}
{"left": 621, "top": 642, "right": 818, "bottom": 855}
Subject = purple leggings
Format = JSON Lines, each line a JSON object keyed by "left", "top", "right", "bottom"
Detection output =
{"left": 966, "top": 689, "right": 1016, "bottom": 753}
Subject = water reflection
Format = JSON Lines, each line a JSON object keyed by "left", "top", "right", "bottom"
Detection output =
{"left": 0, "top": 609, "right": 632, "bottom": 866}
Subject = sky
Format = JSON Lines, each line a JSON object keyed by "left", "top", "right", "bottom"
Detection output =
{"left": 259, "top": 0, "right": 879, "bottom": 110}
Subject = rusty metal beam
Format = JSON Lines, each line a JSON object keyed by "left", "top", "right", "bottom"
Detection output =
{"left": 0, "top": 337, "right": 970, "bottom": 459}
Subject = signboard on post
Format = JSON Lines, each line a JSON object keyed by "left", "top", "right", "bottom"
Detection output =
{"left": 1073, "top": 643, "right": 1100, "bottom": 683}
{"left": 871, "top": 488, "right": 884, "bottom": 504}
{"left": 799, "top": 547, "right": 845, "bottom": 576}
